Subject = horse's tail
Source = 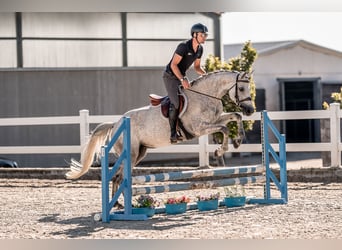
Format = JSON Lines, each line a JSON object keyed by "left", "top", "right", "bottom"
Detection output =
{"left": 65, "top": 122, "right": 115, "bottom": 179}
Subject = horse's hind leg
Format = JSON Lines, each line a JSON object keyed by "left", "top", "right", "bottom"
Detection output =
{"left": 111, "top": 145, "right": 143, "bottom": 209}
{"left": 111, "top": 165, "right": 124, "bottom": 209}
{"left": 232, "top": 117, "right": 244, "bottom": 149}
{"left": 215, "top": 153, "right": 226, "bottom": 166}
{"left": 212, "top": 126, "right": 228, "bottom": 166}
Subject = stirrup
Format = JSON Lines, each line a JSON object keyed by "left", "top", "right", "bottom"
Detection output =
{"left": 170, "top": 136, "right": 178, "bottom": 144}
{"left": 170, "top": 134, "right": 183, "bottom": 144}
{"left": 176, "top": 131, "right": 184, "bottom": 141}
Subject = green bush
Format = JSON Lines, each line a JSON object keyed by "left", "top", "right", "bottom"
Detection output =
{"left": 204, "top": 41, "right": 257, "bottom": 141}
{"left": 322, "top": 87, "right": 342, "bottom": 110}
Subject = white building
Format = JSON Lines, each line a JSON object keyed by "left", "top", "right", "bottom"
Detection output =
{"left": 225, "top": 40, "right": 342, "bottom": 143}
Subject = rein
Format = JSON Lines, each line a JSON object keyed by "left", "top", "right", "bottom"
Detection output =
{"left": 186, "top": 72, "right": 251, "bottom": 104}
{"left": 186, "top": 88, "right": 221, "bottom": 101}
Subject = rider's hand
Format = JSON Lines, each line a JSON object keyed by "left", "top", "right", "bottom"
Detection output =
{"left": 180, "top": 77, "right": 190, "bottom": 89}
{"left": 182, "top": 79, "right": 190, "bottom": 89}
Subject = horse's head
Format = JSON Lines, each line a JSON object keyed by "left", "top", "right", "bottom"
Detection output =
{"left": 228, "top": 71, "right": 255, "bottom": 116}
{"left": 189, "top": 70, "right": 255, "bottom": 116}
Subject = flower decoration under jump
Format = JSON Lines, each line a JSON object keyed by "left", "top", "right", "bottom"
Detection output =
{"left": 165, "top": 195, "right": 190, "bottom": 204}
{"left": 133, "top": 194, "right": 159, "bottom": 209}
{"left": 196, "top": 192, "right": 220, "bottom": 201}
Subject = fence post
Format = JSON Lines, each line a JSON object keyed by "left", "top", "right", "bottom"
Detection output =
{"left": 199, "top": 135, "right": 209, "bottom": 167}
{"left": 330, "top": 103, "right": 340, "bottom": 167}
{"left": 79, "top": 109, "right": 90, "bottom": 151}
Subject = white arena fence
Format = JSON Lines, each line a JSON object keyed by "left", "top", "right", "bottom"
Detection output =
{"left": 0, "top": 103, "right": 341, "bottom": 167}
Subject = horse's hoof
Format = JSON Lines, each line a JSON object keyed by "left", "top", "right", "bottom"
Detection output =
{"left": 114, "top": 201, "right": 124, "bottom": 210}
{"left": 196, "top": 165, "right": 212, "bottom": 170}
{"left": 216, "top": 156, "right": 226, "bottom": 167}
{"left": 214, "top": 148, "right": 224, "bottom": 157}
{"left": 233, "top": 139, "right": 241, "bottom": 148}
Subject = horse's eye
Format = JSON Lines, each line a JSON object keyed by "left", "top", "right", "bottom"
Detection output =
{"left": 239, "top": 87, "right": 244, "bottom": 91}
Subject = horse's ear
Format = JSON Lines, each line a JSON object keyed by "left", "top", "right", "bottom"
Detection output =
{"left": 247, "top": 70, "right": 254, "bottom": 80}
{"left": 242, "top": 70, "right": 254, "bottom": 79}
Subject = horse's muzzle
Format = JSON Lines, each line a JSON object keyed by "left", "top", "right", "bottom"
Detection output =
{"left": 240, "top": 103, "right": 254, "bottom": 116}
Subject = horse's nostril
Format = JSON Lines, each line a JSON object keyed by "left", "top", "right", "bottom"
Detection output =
{"left": 241, "top": 105, "right": 254, "bottom": 116}
{"left": 248, "top": 108, "right": 253, "bottom": 115}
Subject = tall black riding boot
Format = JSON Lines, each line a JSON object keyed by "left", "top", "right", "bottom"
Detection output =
{"left": 168, "top": 104, "right": 179, "bottom": 144}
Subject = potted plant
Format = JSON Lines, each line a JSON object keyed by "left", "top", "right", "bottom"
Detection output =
{"left": 164, "top": 196, "right": 190, "bottom": 215}
{"left": 132, "top": 194, "right": 159, "bottom": 217}
{"left": 224, "top": 185, "right": 246, "bottom": 207}
{"left": 196, "top": 192, "right": 220, "bottom": 211}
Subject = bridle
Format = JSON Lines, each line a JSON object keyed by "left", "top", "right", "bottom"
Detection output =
{"left": 186, "top": 72, "right": 252, "bottom": 105}
{"left": 227, "top": 72, "right": 252, "bottom": 105}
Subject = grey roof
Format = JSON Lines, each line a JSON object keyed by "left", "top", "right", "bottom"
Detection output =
{"left": 223, "top": 40, "right": 342, "bottom": 60}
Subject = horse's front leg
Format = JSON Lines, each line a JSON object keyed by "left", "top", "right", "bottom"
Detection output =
{"left": 198, "top": 124, "right": 229, "bottom": 158}
{"left": 216, "top": 112, "right": 244, "bottom": 149}
{"left": 214, "top": 125, "right": 229, "bottom": 158}
{"left": 196, "top": 113, "right": 243, "bottom": 166}
{"left": 111, "top": 145, "right": 139, "bottom": 209}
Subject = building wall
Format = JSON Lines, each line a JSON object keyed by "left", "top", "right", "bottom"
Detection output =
{"left": 0, "top": 12, "right": 216, "bottom": 68}
{"left": 0, "top": 13, "right": 17, "bottom": 67}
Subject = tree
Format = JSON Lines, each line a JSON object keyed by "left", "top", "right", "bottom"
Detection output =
{"left": 204, "top": 41, "right": 257, "bottom": 143}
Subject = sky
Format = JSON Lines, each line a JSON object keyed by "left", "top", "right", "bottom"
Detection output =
{"left": 221, "top": 12, "right": 342, "bottom": 52}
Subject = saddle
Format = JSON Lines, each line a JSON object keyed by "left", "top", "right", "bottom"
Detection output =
{"left": 149, "top": 93, "right": 193, "bottom": 141}
{"left": 149, "top": 94, "right": 185, "bottom": 118}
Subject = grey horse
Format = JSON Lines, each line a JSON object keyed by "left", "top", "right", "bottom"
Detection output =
{"left": 66, "top": 70, "right": 254, "bottom": 204}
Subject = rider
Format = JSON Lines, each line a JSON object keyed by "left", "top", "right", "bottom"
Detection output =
{"left": 163, "top": 23, "right": 208, "bottom": 144}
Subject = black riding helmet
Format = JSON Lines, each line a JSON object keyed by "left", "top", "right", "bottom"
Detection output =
{"left": 191, "top": 23, "right": 208, "bottom": 37}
